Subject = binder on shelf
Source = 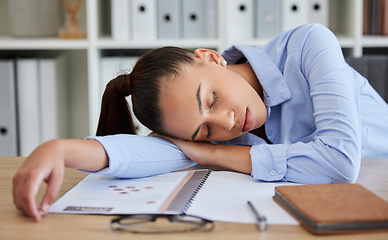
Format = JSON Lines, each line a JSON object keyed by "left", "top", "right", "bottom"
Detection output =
{"left": 38, "top": 56, "right": 69, "bottom": 142}
{"left": 182, "top": 0, "right": 217, "bottom": 39}
{"left": 384, "top": 0, "right": 388, "bottom": 35}
{"left": 132, "top": 0, "right": 157, "bottom": 41}
{"left": 370, "top": 0, "right": 378, "bottom": 35}
{"left": 363, "top": 0, "right": 388, "bottom": 35}
{"left": 307, "top": 0, "right": 329, "bottom": 27}
{"left": 100, "top": 0, "right": 111, "bottom": 36}
{"left": 363, "top": 0, "right": 370, "bottom": 35}
{"left": 256, "top": 0, "right": 281, "bottom": 39}
{"left": 376, "top": 0, "right": 387, "bottom": 35}
{"left": 100, "top": 56, "right": 151, "bottom": 136}
{"left": 182, "top": 0, "right": 204, "bottom": 38}
{"left": 226, "top": 0, "right": 254, "bottom": 41}
{"left": 16, "top": 59, "right": 41, "bottom": 157}
{"left": 157, "top": 0, "right": 181, "bottom": 39}
{"left": 204, "top": 0, "right": 218, "bottom": 39}
{"left": 0, "top": 60, "right": 18, "bottom": 156}
{"left": 111, "top": 0, "right": 131, "bottom": 41}
{"left": 281, "top": 0, "right": 308, "bottom": 31}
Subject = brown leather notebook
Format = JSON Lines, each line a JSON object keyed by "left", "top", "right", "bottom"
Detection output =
{"left": 273, "top": 184, "right": 388, "bottom": 235}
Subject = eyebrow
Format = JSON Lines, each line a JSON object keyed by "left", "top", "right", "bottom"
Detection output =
{"left": 191, "top": 83, "right": 203, "bottom": 140}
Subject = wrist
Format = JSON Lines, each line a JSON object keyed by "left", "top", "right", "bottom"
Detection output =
{"left": 178, "top": 141, "right": 218, "bottom": 166}
{"left": 207, "top": 145, "right": 253, "bottom": 174}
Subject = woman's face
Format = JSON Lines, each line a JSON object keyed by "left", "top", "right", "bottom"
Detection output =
{"left": 159, "top": 50, "right": 267, "bottom": 142}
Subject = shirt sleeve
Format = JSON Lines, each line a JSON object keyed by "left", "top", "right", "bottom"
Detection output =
{"left": 251, "top": 24, "right": 361, "bottom": 184}
{"left": 85, "top": 134, "right": 197, "bottom": 178}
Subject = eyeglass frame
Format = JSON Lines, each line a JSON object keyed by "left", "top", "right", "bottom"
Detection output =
{"left": 110, "top": 213, "right": 215, "bottom": 234}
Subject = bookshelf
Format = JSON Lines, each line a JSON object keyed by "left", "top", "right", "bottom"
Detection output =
{"left": 0, "top": 0, "right": 387, "bottom": 143}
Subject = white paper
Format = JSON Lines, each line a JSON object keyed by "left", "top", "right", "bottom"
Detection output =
{"left": 50, "top": 170, "right": 298, "bottom": 225}
{"left": 50, "top": 172, "right": 188, "bottom": 214}
{"left": 186, "top": 171, "right": 298, "bottom": 225}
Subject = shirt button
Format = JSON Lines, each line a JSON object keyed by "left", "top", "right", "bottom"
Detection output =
{"left": 270, "top": 170, "right": 277, "bottom": 176}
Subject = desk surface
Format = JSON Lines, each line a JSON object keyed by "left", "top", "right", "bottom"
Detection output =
{"left": 1, "top": 156, "right": 387, "bottom": 240}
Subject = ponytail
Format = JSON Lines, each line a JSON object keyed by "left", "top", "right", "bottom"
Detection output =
{"left": 96, "top": 74, "right": 136, "bottom": 136}
{"left": 96, "top": 46, "right": 196, "bottom": 136}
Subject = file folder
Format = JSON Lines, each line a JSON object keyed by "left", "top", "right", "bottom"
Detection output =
{"left": 308, "top": 0, "right": 329, "bottom": 26}
{"left": 132, "top": 0, "right": 156, "bottom": 40}
{"left": 111, "top": 0, "right": 131, "bottom": 41}
{"left": 0, "top": 60, "right": 18, "bottom": 156}
{"left": 204, "top": 0, "right": 218, "bottom": 38}
{"left": 226, "top": 0, "right": 254, "bottom": 41}
{"left": 281, "top": 0, "right": 308, "bottom": 31}
{"left": 39, "top": 56, "right": 69, "bottom": 142}
{"left": 256, "top": 0, "right": 281, "bottom": 38}
{"left": 16, "top": 59, "right": 41, "bottom": 157}
{"left": 157, "top": 0, "right": 181, "bottom": 39}
{"left": 182, "top": 0, "right": 204, "bottom": 38}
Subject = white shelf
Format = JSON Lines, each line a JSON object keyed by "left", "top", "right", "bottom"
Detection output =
{"left": 96, "top": 38, "right": 221, "bottom": 49}
{"left": 224, "top": 38, "right": 272, "bottom": 49}
{"left": 361, "top": 36, "right": 388, "bottom": 47}
{"left": 0, "top": 37, "right": 89, "bottom": 50}
{"left": 336, "top": 36, "right": 357, "bottom": 48}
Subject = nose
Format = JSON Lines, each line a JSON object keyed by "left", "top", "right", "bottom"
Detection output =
{"left": 208, "top": 110, "right": 235, "bottom": 131}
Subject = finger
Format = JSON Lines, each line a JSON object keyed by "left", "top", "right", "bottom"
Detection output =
{"left": 40, "top": 166, "right": 64, "bottom": 215}
{"left": 12, "top": 172, "right": 24, "bottom": 211}
{"left": 19, "top": 170, "right": 45, "bottom": 221}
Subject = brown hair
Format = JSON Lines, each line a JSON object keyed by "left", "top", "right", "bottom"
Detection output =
{"left": 96, "top": 47, "right": 195, "bottom": 136}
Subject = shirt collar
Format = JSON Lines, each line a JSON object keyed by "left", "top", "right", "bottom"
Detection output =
{"left": 221, "top": 45, "right": 291, "bottom": 107}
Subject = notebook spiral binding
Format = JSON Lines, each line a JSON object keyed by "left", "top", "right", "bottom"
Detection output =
{"left": 182, "top": 169, "right": 212, "bottom": 213}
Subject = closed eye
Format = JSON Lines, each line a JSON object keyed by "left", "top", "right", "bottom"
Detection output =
{"left": 206, "top": 91, "right": 217, "bottom": 139}
{"left": 210, "top": 90, "right": 218, "bottom": 109}
{"left": 206, "top": 124, "right": 212, "bottom": 139}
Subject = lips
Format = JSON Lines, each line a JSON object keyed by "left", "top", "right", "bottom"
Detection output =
{"left": 241, "top": 108, "right": 253, "bottom": 132}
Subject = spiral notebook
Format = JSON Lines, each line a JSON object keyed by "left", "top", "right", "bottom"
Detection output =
{"left": 49, "top": 169, "right": 299, "bottom": 224}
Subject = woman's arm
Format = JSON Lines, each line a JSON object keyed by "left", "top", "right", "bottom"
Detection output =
{"left": 12, "top": 139, "right": 107, "bottom": 222}
{"left": 150, "top": 133, "right": 252, "bottom": 173}
{"left": 250, "top": 24, "right": 362, "bottom": 184}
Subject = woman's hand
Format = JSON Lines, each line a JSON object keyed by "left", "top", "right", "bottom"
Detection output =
{"left": 12, "top": 139, "right": 108, "bottom": 222}
{"left": 149, "top": 132, "right": 252, "bottom": 173}
{"left": 13, "top": 140, "right": 66, "bottom": 222}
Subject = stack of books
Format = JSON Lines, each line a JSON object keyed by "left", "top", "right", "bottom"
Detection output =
{"left": 363, "top": 0, "right": 388, "bottom": 35}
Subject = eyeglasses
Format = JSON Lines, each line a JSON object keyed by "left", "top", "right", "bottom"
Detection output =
{"left": 110, "top": 214, "right": 214, "bottom": 234}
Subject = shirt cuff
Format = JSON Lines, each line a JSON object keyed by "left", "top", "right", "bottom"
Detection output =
{"left": 250, "top": 144, "right": 288, "bottom": 181}
{"left": 84, "top": 135, "right": 128, "bottom": 176}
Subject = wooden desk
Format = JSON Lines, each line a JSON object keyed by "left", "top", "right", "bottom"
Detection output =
{"left": 1, "top": 156, "right": 387, "bottom": 240}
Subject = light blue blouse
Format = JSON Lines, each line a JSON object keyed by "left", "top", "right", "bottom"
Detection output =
{"left": 89, "top": 24, "right": 388, "bottom": 184}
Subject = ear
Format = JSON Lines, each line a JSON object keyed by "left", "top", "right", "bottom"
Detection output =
{"left": 194, "top": 48, "right": 225, "bottom": 65}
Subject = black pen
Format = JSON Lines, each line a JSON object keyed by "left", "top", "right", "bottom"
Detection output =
{"left": 247, "top": 201, "right": 267, "bottom": 231}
